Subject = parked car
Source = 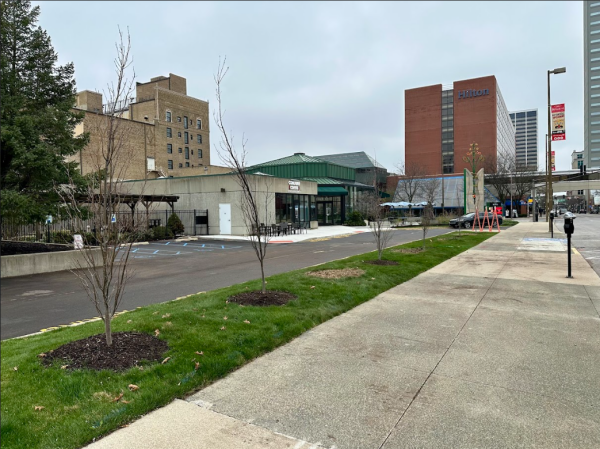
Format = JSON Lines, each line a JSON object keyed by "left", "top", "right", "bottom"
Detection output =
{"left": 449, "top": 212, "right": 503, "bottom": 229}
{"left": 559, "top": 207, "right": 568, "bottom": 215}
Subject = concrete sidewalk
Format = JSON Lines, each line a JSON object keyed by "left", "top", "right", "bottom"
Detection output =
{"left": 86, "top": 223, "right": 600, "bottom": 449}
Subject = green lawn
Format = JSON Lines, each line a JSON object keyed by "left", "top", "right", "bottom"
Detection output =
{"left": 1, "top": 232, "right": 494, "bottom": 449}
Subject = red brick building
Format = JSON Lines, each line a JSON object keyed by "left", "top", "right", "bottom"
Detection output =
{"left": 405, "top": 75, "right": 515, "bottom": 175}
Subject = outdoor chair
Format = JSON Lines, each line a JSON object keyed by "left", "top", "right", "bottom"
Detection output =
{"left": 279, "top": 222, "right": 288, "bottom": 236}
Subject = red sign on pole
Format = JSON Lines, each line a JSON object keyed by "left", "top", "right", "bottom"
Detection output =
{"left": 551, "top": 104, "right": 565, "bottom": 141}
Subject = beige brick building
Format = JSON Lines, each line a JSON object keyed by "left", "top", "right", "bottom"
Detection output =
{"left": 72, "top": 73, "right": 228, "bottom": 180}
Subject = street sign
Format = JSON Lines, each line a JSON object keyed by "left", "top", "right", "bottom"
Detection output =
{"left": 111, "top": 214, "right": 116, "bottom": 223}
{"left": 45, "top": 215, "right": 52, "bottom": 224}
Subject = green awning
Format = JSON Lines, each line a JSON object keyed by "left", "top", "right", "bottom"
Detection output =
{"left": 379, "top": 190, "right": 391, "bottom": 198}
{"left": 318, "top": 186, "right": 348, "bottom": 196}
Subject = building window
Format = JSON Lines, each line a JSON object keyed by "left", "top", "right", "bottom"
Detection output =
{"left": 178, "top": 131, "right": 181, "bottom": 138}
{"left": 177, "top": 116, "right": 181, "bottom": 122}
{"left": 168, "top": 160, "right": 173, "bottom": 170}
{"left": 178, "top": 147, "right": 182, "bottom": 153}
{"left": 167, "top": 144, "right": 172, "bottom": 154}
{"left": 184, "top": 132, "right": 189, "bottom": 144}
{"left": 196, "top": 119, "right": 202, "bottom": 129}
{"left": 185, "top": 147, "right": 189, "bottom": 159}
{"left": 167, "top": 127, "right": 172, "bottom": 138}
{"left": 197, "top": 134, "right": 202, "bottom": 144}
{"left": 166, "top": 111, "right": 171, "bottom": 122}
{"left": 179, "top": 163, "right": 183, "bottom": 168}
{"left": 184, "top": 116, "right": 188, "bottom": 129}
{"left": 185, "top": 162, "right": 190, "bottom": 168}
{"left": 198, "top": 149, "right": 203, "bottom": 158}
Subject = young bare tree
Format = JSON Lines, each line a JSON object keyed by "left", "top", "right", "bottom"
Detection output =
{"left": 394, "top": 162, "right": 426, "bottom": 216}
{"left": 59, "top": 28, "right": 143, "bottom": 346}
{"left": 213, "top": 57, "right": 272, "bottom": 293}
{"left": 420, "top": 177, "right": 440, "bottom": 248}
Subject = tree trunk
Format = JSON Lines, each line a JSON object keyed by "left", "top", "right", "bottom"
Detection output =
{"left": 104, "top": 311, "right": 113, "bottom": 346}
{"left": 260, "top": 259, "right": 266, "bottom": 294}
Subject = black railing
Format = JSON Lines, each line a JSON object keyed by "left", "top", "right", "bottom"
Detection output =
{"left": 1, "top": 210, "right": 209, "bottom": 243}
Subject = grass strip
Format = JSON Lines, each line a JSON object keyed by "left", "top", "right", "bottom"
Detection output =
{"left": 0, "top": 232, "right": 493, "bottom": 449}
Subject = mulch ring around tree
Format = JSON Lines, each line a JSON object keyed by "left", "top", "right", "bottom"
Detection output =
{"left": 228, "top": 290, "right": 297, "bottom": 306}
{"left": 391, "top": 247, "right": 424, "bottom": 254}
{"left": 364, "top": 259, "right": 399, "bottom": 266}
{"left": 306, "top": 268, "right": 366, "bottom": 279}
{"left": 41, "top": 332, "right": 169, "bottom": 372}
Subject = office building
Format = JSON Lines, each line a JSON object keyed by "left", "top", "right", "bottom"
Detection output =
{"left": 509, "top": 109, "right": 538, "bottom": 169}
{"left": 405, "top": 75, "right": 515, "bottom": 176}
{"left": 72, "top": 73, "right": 223, "bottom": 180}
{"left": 572, "top": 150, "right": 584, "bottom": 169}
{"left": 584, "top": 1, "right": 600, "bottom": 169}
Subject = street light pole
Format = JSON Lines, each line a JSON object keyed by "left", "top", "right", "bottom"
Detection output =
{"left": 547, "top": 67, "right": 566, "bottom": 232}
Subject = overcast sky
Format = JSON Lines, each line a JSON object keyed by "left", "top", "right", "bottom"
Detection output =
{"left": 35, "top": 1, "right": 582, "bottom": 173}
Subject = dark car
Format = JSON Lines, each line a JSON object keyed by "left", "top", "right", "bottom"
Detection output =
{"left": 449, "top": 212, "right": 503, "bottom": 229}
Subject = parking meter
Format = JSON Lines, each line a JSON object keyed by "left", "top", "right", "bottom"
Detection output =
{"left": 549, "top": 211, "right": 555, "bottom": 238}
{"left": 563, "top": 212, "right": 575, "bottom": 235}
{"left": 563, "top": 212, "right": 576, "bottom": 278}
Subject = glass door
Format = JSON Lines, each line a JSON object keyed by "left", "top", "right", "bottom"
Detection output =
{"left": 317, "top": 202, "right": 333, "bottom": 225}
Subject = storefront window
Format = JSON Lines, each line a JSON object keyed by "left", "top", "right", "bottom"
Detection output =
{"left": 275, "top": 193, "right": 315, "bottom": 224}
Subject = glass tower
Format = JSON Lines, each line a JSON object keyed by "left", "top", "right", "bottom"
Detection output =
{"left": 585, "top": 1, "right": 600, "bottom": 169}
{"left": 509, "top": 109, "right": 538, "bottom": 169}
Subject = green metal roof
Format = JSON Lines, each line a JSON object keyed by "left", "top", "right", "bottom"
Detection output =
{"left": 318, "top": 186, "right": 348, "bottom": 196}
{"left": 301, "top": 177, "right": 343, "bottom": 185}
{"left": 317, "top": 152, "right": 387, "bottom": 170}
{"left": 250, "top": 153, "right": 325, "bottom": 167}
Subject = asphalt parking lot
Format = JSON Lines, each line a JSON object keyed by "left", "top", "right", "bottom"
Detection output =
{"left": 1, "top": 228, "right": 452, "bottom": 340}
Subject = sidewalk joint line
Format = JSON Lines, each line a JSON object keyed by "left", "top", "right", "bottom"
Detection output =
{"left": 377, "top": 244, "right": 514, "bottom": 449}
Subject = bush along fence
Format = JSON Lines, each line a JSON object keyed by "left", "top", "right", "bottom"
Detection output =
{"left": 1, "top": 210, "right": 208, "bottom": 244}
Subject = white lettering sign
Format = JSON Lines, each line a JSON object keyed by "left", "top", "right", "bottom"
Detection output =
{"left": 74, "top": 234, "right": 84, "bottom": 249}
{"left": 288, "top": 180, "right": 300, "bottom": 191}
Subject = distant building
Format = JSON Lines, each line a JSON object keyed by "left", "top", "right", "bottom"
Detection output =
{"left": 71, "top": 73, "right": 225, "bottom": 180}
{"left": 571, "top": 150, "right": 584, "bottom": 169}
{"left": 584, "top": 1, "right": 600, "bottom": 169}
{"left": 405, "top": 75, "right": 515, "bottom": 176}
{"left": 509, "top": 109, "right": 538, "bottom": 169}
{"left": 316, "top": 151, "right": 389, "bottom": 192}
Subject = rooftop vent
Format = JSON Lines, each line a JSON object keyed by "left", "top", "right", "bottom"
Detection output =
{"left": 294, "top": 152, "right": 305, "bottom": 156}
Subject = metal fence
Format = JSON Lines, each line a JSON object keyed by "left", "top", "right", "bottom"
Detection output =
{"left": 1, "top": 210, "right": 209, "bottom": 243}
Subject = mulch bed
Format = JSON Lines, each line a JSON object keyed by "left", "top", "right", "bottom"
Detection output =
{"left": 228, "top": 290, "right": 297, "bottom": 306}
{"left": 306, "top": 268, "right": 365, "bottom": 279}
{"left": 1, "top": 241, "right": 72, "bottom": 256}
{"left": 392, "top": 248, "right": 424, "bottom": 254}
{"left": 364, "top": 259, "right": 399, "bottom": 266}
{"left": 41, "top": 332, "right": 169, "bottom": 372}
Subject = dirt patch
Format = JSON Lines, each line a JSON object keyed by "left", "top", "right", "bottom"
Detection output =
{"left": 228, "top": 290, "right": 297, "bottom": 306}
{"left": 1, "top": 241, "right": 72, "bottom": 256}
{"left": 42, "top": 332, "right": 169, "bottom": 372}
{"left": 392, "top": 248, "right": 424, "bottom": 254}
{"left": 306, "top": 268, "right": 365, "bottom": 279}
{"left": 364, "top": 260, "right": 399, "bottom": 266}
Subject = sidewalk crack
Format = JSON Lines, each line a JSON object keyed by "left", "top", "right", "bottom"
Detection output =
{"left": 377, "top": 249, "right": 513, "bottom": 449}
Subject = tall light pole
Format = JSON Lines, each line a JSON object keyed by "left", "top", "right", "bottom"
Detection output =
{"left": 547, "top": 67, "right": 566, "bottom": 232}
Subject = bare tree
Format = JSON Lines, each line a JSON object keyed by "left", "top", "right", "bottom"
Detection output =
{"left": 512, "top": 162, "right": 537, "bottom": 212}
{"left": 394, "top": 162, "right": 426, "bottom": 216}
{"left": 213, "top": 57, "right": 272, "bottom": 293}
{"left": 483, "top": 149, "right": 512, "bottom": 211}
{"left": 59, "top": 28, "right": 143, "bottom": 346}
{"left": 420, "top": 177, "right": 440, "bottom": 248}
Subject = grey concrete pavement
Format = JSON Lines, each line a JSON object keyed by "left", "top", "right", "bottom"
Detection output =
{"left": 85, "top": 223, "right": 600, "bottom": 449}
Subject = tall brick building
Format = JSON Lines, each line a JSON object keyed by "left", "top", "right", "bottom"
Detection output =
{"left": 71, "top": 73, "right": 226, "bottom": 180}
{"left": 405, "top": 75, "right": 515, "bottom": 175}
